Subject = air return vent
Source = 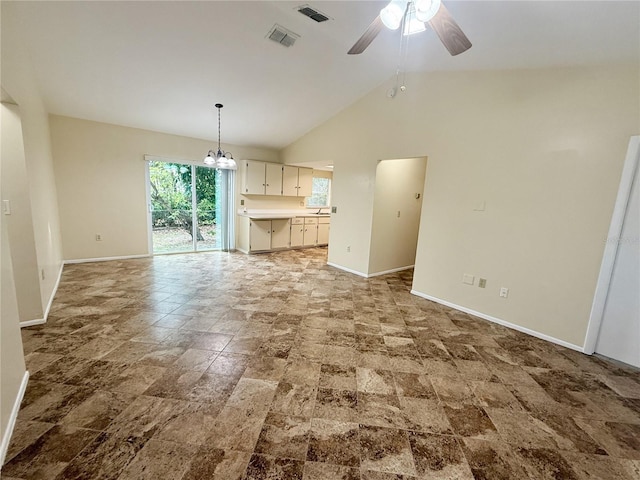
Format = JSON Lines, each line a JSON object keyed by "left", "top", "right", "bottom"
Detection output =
{"left": 266, "top": 24, "right": 300, "bottom": 48}
{"left": 297, "top": 5, "right": 330, "bottom": 23}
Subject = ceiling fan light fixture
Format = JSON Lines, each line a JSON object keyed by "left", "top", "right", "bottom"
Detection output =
{"left": 380, "top": 0, "right": 408, "bottom": 30}
{"left": 403, "top": 4, "right": 426, "bottom": 35}
{"left": 414, "top": 0, "right": 442, "bottom": 22}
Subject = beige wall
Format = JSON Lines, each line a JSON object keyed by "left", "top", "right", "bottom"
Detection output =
{"left": 0, "top": 215, "right": 27, "bottom": 456}
{"left": 369, "top": 157, "right": 426, "bottom": 275}
{"left": 50, "top": 115, "right": 279, "bottom": 260}
{"left": 282, "top": 65, "right": 640, "bottom": 347}
{"left": 2, "top": 1, "right": 65, "bottom": 316}
{"left": 1, "top": 103, "right": 43, "bottom": 321}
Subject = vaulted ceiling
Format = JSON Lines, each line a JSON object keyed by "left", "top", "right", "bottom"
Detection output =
{"left": 3, "top": 1, "right": 639, "bottom": 150}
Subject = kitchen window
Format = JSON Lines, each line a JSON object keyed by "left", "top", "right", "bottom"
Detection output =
{"left": 306, "top": 177, "right": 331, "bottom": 208}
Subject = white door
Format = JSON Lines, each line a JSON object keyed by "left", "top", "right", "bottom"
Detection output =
{"left": 250, "top": 220, "right": 271, "bottom": 251}
{"left": 298, "top": 168, "right": 313, "bottom": 197}
{"left": 265, "top": 163, "right": 282, "bottom": 196}
{"left": 244, "top": 161, "right": 266, "bottom": 195}
{"left": 291, "top": 222, "right": 304, "bottom": 247}
{"left": 317, "top": 223, "right": 330, "bottom": 245}
{"left": 303, "top": 224, "right": 317, "bottom": 246}
{"left": 282, "top": 166, "right": 299, "bottom": 196}
{"left": 595, "top": 152, "right": 640, "bottom": 367}
{"left": 588, "top": 137, "right": 640, "bottom": 367}
{"left": 271, "top": 219, "right": 290, "bottom": 249}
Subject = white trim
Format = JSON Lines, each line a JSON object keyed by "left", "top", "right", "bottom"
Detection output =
{"left": 327, "top": 262, "right": 414, "bottom": 278}
{"left": 43, "top": 263, "right": 64, "bottom": 319}
{"left": 144, "top": 160, "right": 153, "bottom": 255}
{"left": 368, "top": 265, "right": 414, "bottom": 278}
{"left": 64, "top": 254, "right": 150, "bottom": 264}
{"left": 327, "top": 262, "right": 368, "bottom": 278}
{"left": 144, "top": 154, "right": 202, "bottom": 166}
{"left": 19, "top": 318, "right": 46, "bottom": 328}
{"left": 0, "top": 371, "right": 29, "bottom": 466}
{"left": 410, "top": 290, "right": 584, "bottom": 353}
{"left": 584, "top": 136, "right": 640, "bottom": 354}
{"left": 19, "top": 262, "right": 64, "bottom": 329}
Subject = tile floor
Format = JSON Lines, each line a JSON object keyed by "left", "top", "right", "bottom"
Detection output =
{"left": 2, "top": 247, "right": 640, "bottom": 480}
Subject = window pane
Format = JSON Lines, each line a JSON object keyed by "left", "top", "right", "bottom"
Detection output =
{"left": 306, "top": 177, "right": 330, "bottom": 207}
{"left": 149, "top": 162, "right": 193, "bottom": 253}
{"left": 195, "top": 166, "right": 219, "bottom": 251}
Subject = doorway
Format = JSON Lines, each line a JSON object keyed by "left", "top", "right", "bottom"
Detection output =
{"left": 147, "top": 160, "right": 233, "bottom": 254}
{"left": 586, "top": 136, "right": 640, "bottom": 367}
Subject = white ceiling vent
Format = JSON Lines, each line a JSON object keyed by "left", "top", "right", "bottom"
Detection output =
{"left": 297, "top": 5, "right": 330, "bottom": 23}
{"left": 266, "top": 24, "right": 299, "bottom": 48}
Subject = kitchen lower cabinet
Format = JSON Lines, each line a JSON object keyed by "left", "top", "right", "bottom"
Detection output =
{"left": 303, "top": 217, "right": 318, "bottom": 247}
{"left": 238, "top": 215, "right": 330, "bottom": 253}
{"left": 290, "top": 218, "right": 304, "bottom": 247}
{"left": 317, "top": 220, "right": 330, "bottom": 245}
{"left": 271, "top": 219, "right": 291, "bottom": 249}
{"left": 248, "top": 219, "right": 291, "bottom": 252}
{"left": 249, "top": 220, "right": 272, "bottom": 251}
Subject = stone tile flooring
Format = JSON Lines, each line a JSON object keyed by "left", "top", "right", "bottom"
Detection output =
{"left": 3, "top": 247, "right": 640, "bottom": 479}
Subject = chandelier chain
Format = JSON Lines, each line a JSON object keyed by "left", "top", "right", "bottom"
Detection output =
{"left": 217, "top": 106, "right": 222, "bottom": 152}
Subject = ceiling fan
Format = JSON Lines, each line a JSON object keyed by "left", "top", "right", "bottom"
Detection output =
{"left": 348, "top": 0, "right": 471, "bottom": 56}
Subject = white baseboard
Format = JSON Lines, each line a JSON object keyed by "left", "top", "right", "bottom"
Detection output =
{"left": 0, "top": 371, "right": 29, "bottom": 466}
{"left": 368, "top": 265, "right": 415, "bottom": 278}
{"left": 327, "top": 262, "right": 414, "bottom": 279}
{"left": 19, "top": 319, "right": 46, "bottom": 328}
{"left": 64, "top": 253, "right": 150, "bottom": 264}
{"left": 327, "top": 262, "right": 368, "bottom": 278}
{"left": 410, "top": 290, "right": 584, "bottom": 353}
{"left": 19, "top": 262, "right": 64, "bottom": 329}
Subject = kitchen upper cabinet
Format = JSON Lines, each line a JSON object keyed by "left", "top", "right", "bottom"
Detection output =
{"left": 282, "top": 166, "right": 313, "bottom": 197}
{"left": 243, "top": 161, "right": 283, "bottom": 195}
{"left": 297, "top": 167, "right": 313, "bottom": 197}
{"left": 265, "top": 164, "right": 283, "bottom": 196}
{"left": 282, "top": 166, "right": 299, "bottom": 196}
{"left": 244, "top": 160, "right": 265, "bottom": 195}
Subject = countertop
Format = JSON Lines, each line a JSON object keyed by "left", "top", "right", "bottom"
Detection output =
{"left": 237, "top": 209, "right": 330, "bottom": 220}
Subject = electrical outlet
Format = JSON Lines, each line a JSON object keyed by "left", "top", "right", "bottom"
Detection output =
{"left": 397, "top": 211, "right": 401, "bottom": 218}
{"left": 346, "top": 245, "right": 351, "bottom": 253}
{"left": 331, "top": 206, "right": 337, "bottom": 213}
{"left": 500, "top": 287, "right": 509, "bottom": 298}
{"left": 478, "top": 278, "right": 486, "bottom": 288}
{"left": 240, "top": 199, "right": 245, "bottom": 206}
{"left": 95, "top": 234, "right": 102, "bottom": 241}
{"left": 41, "top": 269, "right": 45, "bottom": 280}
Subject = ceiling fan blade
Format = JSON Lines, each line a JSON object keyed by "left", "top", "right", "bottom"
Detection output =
{"left": 348, "top": 15, "right": 384, "bottom": 55}
{"left": 428, "top": 3, "right": 472, "bottom": 56}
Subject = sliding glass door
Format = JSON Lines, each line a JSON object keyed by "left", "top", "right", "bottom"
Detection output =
{"left": 148, "top": 160, "right": 233, "bottom": 254}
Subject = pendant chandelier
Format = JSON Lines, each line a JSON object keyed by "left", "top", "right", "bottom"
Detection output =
{"left": 204, "top": 103, "right": 237, "bottom": 170}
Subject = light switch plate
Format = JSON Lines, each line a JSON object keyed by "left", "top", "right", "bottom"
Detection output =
{"left": 463, "top": 274, "right": 474, "bottom": 285}
{"left": 2, "top": 200, "right": 11, "bottom": 215}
